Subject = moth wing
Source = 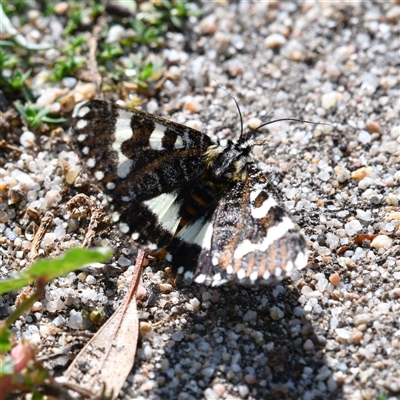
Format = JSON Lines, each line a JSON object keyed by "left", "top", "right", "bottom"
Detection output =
{"left": 72, "top": 100, "right": 213, "bottom": 248}
{"left": 167, "top": 168, "right": 308, "bottom": 285}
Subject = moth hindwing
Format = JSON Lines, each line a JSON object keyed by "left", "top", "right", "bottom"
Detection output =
{"left": 72, "top": 99, "right": 308, "bottom": 286}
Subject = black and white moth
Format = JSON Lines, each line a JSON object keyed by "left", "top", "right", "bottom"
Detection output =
{"left": 71, "top": 100, "right": 308, "bottom": 286}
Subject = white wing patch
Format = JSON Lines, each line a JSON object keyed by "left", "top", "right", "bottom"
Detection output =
{"left": 176, "top": 219, "right": 213, "bottom": 250}
{"left": 251, "top": 195, "right": 277, "bottom": 219}
{"left": 233, "top": 216, "right": 295, "bottom": 259}
{"left": 143, "top": 192, "right": 181, "bottom": 234}
{"left": 113, "top": 111, "right": 135, "bottom": 179}
{"left": 149, "top": 123, "right": 166, "bottom": 150}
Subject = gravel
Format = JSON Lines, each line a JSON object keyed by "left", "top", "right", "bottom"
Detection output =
{"left": 1, "top": 1, "right": 400, "bottom": 400}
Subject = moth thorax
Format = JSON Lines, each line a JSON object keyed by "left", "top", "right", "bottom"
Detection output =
{"left": 206, "top": 141, "right": 251, "bottom": 181}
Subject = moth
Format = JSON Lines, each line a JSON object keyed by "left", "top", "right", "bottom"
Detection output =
{"left": 71, "top": 99, "right": 308, "bottom": 286}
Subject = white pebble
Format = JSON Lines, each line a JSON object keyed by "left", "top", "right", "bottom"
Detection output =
{"left": 68, "top": 313, "right": 83, "bottom": 329}
{"left": 376, "top": 303, "right": 390, "bottom": 314}
{"left": 52, "top": 315, "right": 66, "bottom": 327}
{"left": 146, "top": 100, "right": 159, "bottom": 114}
{"left": 185, "top": 119, "right": 203, "bottom": 131}
{"left": 371, "top": 235, "right": 393, "bottom": 250}
{"left": 11, "top": 169, "right": 36, "bottom": 190}
{"left": 237, "top": 385, "right": 249, "bottom": 397}
{"left": 360, "top": 72, "right": 378, "bottom": 95}
{"left": 318, "top": 170, "right": 331, "bottom": 182}
{"left": 344, "top": 220, "right": 363, "bottom": 236}
{"left": 317, "top": 277, "right": 329, "bottom": 292}
{"left": 20, "top": 131, "right": 36, "bottom": 148}
{"left": 356, "top": 209, "right": 372, "bottom": 221}
{"left": 358, "top": 130, "right": 371, "bottom": 144}
{"left": 106, "top": 24, "right": 125, "bottom": 43}
{"left": 62, "top": 77, "right": 77, "bottom": 88}
{"left": 390, "top": 125, "right": 400, "bottom": 139}
{"left": 247, "top": 117, "right": 262, "bottom": 130}
{"left": 142, "top": 343, "right": 152, "bottom": 360}
{"left": 321, "top": 91, "right": 339, "bottom": 109}
{"left": 86, "top": 275, "right": 96, "bottom": 285}
{"left": 46, "top": 301, "right": 57, "bottom": 313}
{"left": 335, "top": 328, "right": 351, "bottom": 340}
{"left": 265, "top": 33, "right": 287, "bottom": 48}
{"left": 36, "top": 91, "right": 56, "bottom": 108}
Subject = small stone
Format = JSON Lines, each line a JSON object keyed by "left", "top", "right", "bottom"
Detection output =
{"left": 329, "top": 273, "right": 340, "bottom": 286}
{"left": 117, "top": 255, "right": 131, "bottom": 267}
{"left": 139, "top": 322, "right": 152, "bottom": 337}
{"left": 68, "top": 313, "right": 84, "bottom": 329}
{"left": 20, "top": 131, "right": 36, "bottom": 148}
{"left": 200, "top": 14, "right": 217, "bottom": 35}
{"left": 36, "top": 91, "right": 57, "bottom": 108}
{"left": 146, "top": 100, "right": 159, "bottom": 114}
{"left": 31, "top": 301, "right": 42, "bottom": 312}
{"left": 358, "top": 130, "right": 371, "bottom": 144}
{"left": 270, "top": 306, "right": 284, "bottom": 320}
{"left": 159, "top": 283, "right": 173, "bottom": 293}
{"left": 371, "top": 235, "right": 393, "bottom": 250}
{"left": 321, "top": 91, "right": 339, "bottom": 109}
{"left": 201, "top": 366, "right": 215, "bottom": 378}
{"left": 172, "top": 330, "right": 184, "bottom": 342}
{"left": 386, "top": 194, "right": 398, "bottom": 206}
{"left": 301, "top": 285, "right": 313, "bottom": 295}
{"left": 244, "top": 374, "right": 257, "bottom": 384}
{"left": 365, "top": 120, "right": 382, "bottom": 134}
{"left": 389, "top": 288, "right": 400, "bottom": 298}
{"left": 334, "top": 166, "right": 351, "bottom": 183}
{"left": 352, "top": 331, "right": 363, "bottom": 342}
{"left": 106, "top": 24, "right": 125, "bottom": 43}
{"left": 212, "top": 383, "right": 226, "bottom": 397}
{"left": 136, "top": 285, "right": 147, "bottom": 301}
{"left": 303, "top": 339, "right": 315, "bottom": 352}
{"left": 351, "top": 167, "right": 372, "bottom": 180}
{"left": 237, "top": 385, "right": 249, "bottom": 397}
{"left": 344, "top": 220, "right": 363, "bottom": 236}
{"left": 248, "top": 117, "right": 262, "bottom": 130}
{"left": 353, "top": 313, "right": 372, "bottom": 326}
{"left": 54, "top": 2, "right": 68, "bottom": 14}
{"left": 335, "top": 328, "right": 351, "bottom": 340}
{"left": 265, "top": 33, "right": 287, "bottom": 48}
{"left": 243, "top": 310, "right": 257, "bottom": 322}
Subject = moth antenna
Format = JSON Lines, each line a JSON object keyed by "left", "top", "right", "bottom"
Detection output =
{"left": 214, "top": 81, "right": 244, "bottom": 140}
{"left": 248, "top": 118, "right": 330, "bottom": 144}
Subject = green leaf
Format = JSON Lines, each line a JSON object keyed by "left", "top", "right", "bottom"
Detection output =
{"left": 0, "top": 330, "right": 11, "bottom": 354}
{"left": 0, "top": 248, "right": 113, "bottom": 295}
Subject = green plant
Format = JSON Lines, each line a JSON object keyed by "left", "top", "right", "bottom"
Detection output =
{"left": 64, "top": 8, "right": 83, "bottom": 35}
{"left": 0, "top": 48, "right": 19, "bottom": 69}
{"left": 155, "top": 0, "right": 202, "bottom": 30}
{"left": 130, "top": 19, "right": 164, "bottom": 46}
{"left": 0, "top": 68, "right": 31, "bottom": 90}
{"left": 98, "top": 43, "right": 123, "bottom": 61}
{"left": 48, "top": 53, "right": 85, "bottom": 82}
{"left": 15, "top": 103, "right": 67, "bottom": 128}
{"left": 119, "top": 54, "right": 163, "bottom": 89}
{"left": 0, "top": 248, "right": 112, "bottom": 399}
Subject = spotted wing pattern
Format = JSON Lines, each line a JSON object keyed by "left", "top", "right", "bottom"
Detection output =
{"left": 167, "top": 167, "right": 308, "bottom": 285}
{"left": 72, "top": 100, "right": 213, "bottom": 248}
